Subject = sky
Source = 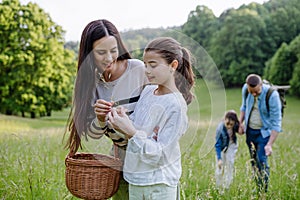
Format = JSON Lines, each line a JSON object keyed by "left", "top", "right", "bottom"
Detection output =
{"left": 19, "top": 0, "right": 267, "bottom": 41}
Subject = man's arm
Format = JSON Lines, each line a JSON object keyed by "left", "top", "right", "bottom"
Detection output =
{"left": 238, "top": 111, "right": 245, "bottom": 135}
{"left": 265, "top": 90, "right": 282, "bottom": 156}
{"left": 265, "top": 130, "right": 279, "bottom": 156}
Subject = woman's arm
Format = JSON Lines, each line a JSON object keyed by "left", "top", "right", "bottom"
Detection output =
{"left": 85, "top": 99, "right": 113, "bottom": 139}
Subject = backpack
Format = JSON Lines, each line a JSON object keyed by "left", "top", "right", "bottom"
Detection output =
{"left": 245, "top": 80, "right": 290, "bottom": 117}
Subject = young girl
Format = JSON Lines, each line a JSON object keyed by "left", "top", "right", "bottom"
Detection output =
{"left": 215, "top": 110, "right": 239, "bottom": 190}
{"left": 106, "top": 37, "right": 195, "bottom": 200}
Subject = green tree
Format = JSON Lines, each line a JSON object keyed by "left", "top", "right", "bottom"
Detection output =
{"left": 209, "top": 8, "right": 274, "bottom": 87}
{"left": 182, "top": 5, "right": 218, "bottom": 50}
{"left": 264, "top": 0, "right": 300, "bottom": 49}
{"left": 289, "top": 61, "right": 300, "bottom": 97}
{"left": 65, "top": 41, "right": 79, "bottom": 57}
{"left": 264, "top": 43, "right": 297, "bottom": 85}
{"left": 288, "top": 34, "right": 300, "bottom": 97}
{"left": 0, "top": 0, "right": 76, "bottom": 117}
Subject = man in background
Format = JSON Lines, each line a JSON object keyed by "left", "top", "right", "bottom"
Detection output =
{"left": 238, "top": 74, "right": 282, "bottom": 193}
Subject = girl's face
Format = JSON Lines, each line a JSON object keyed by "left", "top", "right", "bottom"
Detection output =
{"left": 225, "top": 118, "right": 235, "bottom": 130}
{"left": 92, "top": 36, "right": 119, "bottom": 72}
{"left": 143, "top": 51, "right": 175, "bottom": 85}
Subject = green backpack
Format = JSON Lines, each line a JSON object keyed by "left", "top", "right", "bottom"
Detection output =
{"left": 245, "top": 80, "right": 290, "bottom": 117}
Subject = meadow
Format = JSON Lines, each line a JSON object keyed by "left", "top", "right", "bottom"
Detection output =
{"left": 0, "top": 80, "right": 299, "bottom": 200}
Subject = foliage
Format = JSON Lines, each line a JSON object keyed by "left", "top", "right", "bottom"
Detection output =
{"left": 121, "top": 28, "right": 169, "bottom": 60}
{"left": 0, "top": 0, "right": 76, "bottom": 118}
{"left": 64, "top": 41, "right": 79, "bottom": 58}
{"left": 264, "top": 34, "right": 300, "bottom": 96}
{"left": 209, "top": 8, "right": 272, "bottom": 87}
{"left": 288, "top": 34, "right": 300, "bottom": 97}
{"left": 182, "top": 6, "right": 220, "bottom": 79}
{"left": 182, "top": 5, "right": 218, "bottom": 50}
{"left": 289, "top": 62, "right": 300, "bottom": 97}
{"left": 178, "top": 0, "right": 300, "bottom": 89}
{"left": 263, "top": 0, "right": 300, "bottom": 49}
{"left": 264, "top": 43, "right": 297, "bottom": 85}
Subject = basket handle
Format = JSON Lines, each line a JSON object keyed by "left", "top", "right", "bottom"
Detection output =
{"left": 65, "top": 144, "right": 120, "bottom": 167}
{"left": 65, "top": 150, "right": 76, "bottom": 167}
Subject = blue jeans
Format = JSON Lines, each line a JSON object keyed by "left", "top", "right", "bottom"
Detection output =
{"left": 246, "top": 127, "right": 270, "bottom": 192}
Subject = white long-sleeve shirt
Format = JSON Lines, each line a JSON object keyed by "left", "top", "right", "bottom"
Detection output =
{"left": 123, "top": 85, "right": 188, "bottom": 187}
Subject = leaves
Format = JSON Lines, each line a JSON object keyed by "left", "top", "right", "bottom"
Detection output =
{"left": 0, "top": 0, "right": 76, "bottom": 117}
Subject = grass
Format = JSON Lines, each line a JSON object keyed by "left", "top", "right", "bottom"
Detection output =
{"left": 0, "top": 79, "right": 299, "bottom": 199}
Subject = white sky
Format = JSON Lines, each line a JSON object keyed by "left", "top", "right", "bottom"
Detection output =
{"left": 19, "top": 0, "right": 267, "bottom": 41}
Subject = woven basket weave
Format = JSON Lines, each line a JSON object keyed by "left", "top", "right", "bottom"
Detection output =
{"left": 65, "top": 152, "right": 123, "bottom": 200}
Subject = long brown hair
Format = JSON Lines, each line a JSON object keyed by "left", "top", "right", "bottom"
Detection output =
{"left": 64, "top": 19, "right": 131, "bottom": 154}
{"left": 224, "top": 110, "right": 239, "bottom": 143}
{"left": 144, "top": 37, "right": 195, "bottom": 104}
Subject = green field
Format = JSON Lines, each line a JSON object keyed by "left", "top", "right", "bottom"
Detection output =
{"left": 0, "top": 80, "right": 299, "bottom": 199}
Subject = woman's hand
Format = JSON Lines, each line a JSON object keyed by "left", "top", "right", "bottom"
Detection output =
{"left": 93, "top": 99, "right": 113, "bottom": 122}
{"left": 107, "top": 107, "right": 136, "bottom": 138}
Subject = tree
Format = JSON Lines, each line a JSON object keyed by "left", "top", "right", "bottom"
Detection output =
{"left": 264, "top": 43, "right": 297, "bottom": 85}
{"left": 288, "top": 34, "right": 300, "bottom": 97}
{"left": 264, "top": 0, "right": 300, "bottom": 49}
{"left": 182, "top": 5, "right": 218, "bottom": 50}
{"left": 0, "top": 0, "right": 76, "bottom": 117}
{"left": 65, "top": 41, "right": 79, "bottom": 57}
{"left": 289, "top": 61, "right": 300, "bottom": 97}
{"left": 209, "top": 8, "right": 274, "bottom": 87}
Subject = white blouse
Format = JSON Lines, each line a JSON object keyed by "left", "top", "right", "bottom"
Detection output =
{"left": 123, "top": 85, "right": 188, "bottom": 187}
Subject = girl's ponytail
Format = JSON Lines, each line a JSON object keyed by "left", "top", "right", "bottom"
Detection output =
{"left": 175, "top": 47, "right": 195, "bottom": 105}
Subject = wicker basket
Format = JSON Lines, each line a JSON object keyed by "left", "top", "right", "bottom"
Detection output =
{"left": 65, "top": 151, "right": 123, "bottom": 200}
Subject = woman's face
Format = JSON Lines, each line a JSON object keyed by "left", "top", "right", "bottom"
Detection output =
{"left": 143, "top": 51, "right": 174, "bottom": 85}
{"left": 92, "top": 36, "right": 119, "bottom": 72}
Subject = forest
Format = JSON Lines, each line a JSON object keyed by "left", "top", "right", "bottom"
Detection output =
{"left": 1, "top": 0, "right": 300, "bottom": 118}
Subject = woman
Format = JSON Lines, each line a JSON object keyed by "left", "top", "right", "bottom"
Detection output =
{"left": 64, "top": 19, "right": 148, "bottom": 199}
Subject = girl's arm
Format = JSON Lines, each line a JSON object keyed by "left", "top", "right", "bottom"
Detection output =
{"left": 108, "top": 106, "right": 188, "bottom": 165}
{"left": 107, "top": 107, "right": 136, "bottom": 138}
{"left": 215, "top": 124, "right": 223, "bottom": 160}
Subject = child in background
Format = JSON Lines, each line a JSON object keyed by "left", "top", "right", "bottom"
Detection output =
{"left": 215, "top": 110, "right": 240, "bottom": 190}
{"left": 107, "top": 37, "right": 195, "bottom": 200}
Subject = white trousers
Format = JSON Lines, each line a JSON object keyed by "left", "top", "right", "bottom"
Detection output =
{"left": 215, "top": 141, "right": 238, "bottom": 189}
{"left": 129, "top": 183, "right": 177, "bottom": 200}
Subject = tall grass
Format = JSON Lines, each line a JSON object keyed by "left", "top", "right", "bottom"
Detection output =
{"left": 0, "top": 80, "right": 299, "bottom": 199}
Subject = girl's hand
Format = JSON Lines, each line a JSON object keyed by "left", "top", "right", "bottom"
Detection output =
{"left": 217, "top": 159, "right": 223, "bottom": 169}
{"left": 107, "top": 107, "right": 136, "bottom": 138}
{"left": 93, "top": 99, "right": 113, "bottom": 122}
